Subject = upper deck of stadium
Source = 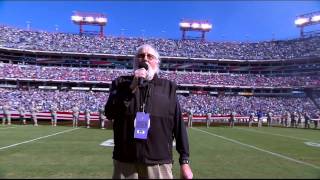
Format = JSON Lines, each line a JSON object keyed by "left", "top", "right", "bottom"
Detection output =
{"left": 0, "top": 25, "right": 319, "bottom": 61}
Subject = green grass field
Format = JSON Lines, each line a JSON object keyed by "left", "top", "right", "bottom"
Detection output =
{"left": 0, "top": 124, "right": 319, "bottom": 178}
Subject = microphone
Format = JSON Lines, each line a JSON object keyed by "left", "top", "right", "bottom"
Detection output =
{"left": 130, "top": 61, "right": 149, "bottom": 93}
{"left": 138, "top": 61, "right": 149, "bottom": 86}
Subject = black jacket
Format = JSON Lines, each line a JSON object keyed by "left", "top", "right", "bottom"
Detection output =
{"left": 105, "top": 75, "right": 189, "bottom": 165}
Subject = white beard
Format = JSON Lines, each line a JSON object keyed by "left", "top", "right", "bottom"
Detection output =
{"left": 146, "top": 66, "right": 157, "bottom": 81}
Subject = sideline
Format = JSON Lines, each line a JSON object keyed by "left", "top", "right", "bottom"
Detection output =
{"left": 0, "top": 128, "right": 80, "bottom": 151}
{"left": 0, "top": 126, "right": 17, "bottom": 130}
{"left": 192, "top": 127, "right": 320, "bottom": 170}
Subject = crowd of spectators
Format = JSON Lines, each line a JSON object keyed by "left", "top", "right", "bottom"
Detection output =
{"left": 1, "top": 25, "right": 320, "bottom": 60}
{"left": 0, "top": 87, "right": 318, "bottom": 117}
{"left": 1, "top": 63, "right": 319, "bottom": 87}
{"left": 313, "top": 92, "right": 320, "bottom": 108}
{"left": 0, "top": 88, "right": 108, "bottom": 113}
{"left": 178, "top": 94, "right": 318, "bottom": 117}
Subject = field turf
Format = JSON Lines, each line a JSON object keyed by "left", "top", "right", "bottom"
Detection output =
{"left": 0, "top": 124, "right": 319, "bottom": 178}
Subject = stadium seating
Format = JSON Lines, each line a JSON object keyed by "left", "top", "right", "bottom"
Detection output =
{"left": 0, "top": 25, "right": 319, "bottom": 121}
{"left": 0, "top": 25, "right": 319, "bottom": 60}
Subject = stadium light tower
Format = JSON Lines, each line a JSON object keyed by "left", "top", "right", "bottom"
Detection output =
{"left": 295, "top": 11, "right": 320, "bottom": 38}
{"left": 179, "top": 19, "right": 212, "bottom": 41}
{"left": 71, "top": 11, "right": 107, "bottom": 38}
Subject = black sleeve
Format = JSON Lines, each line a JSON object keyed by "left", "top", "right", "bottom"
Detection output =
{"left": 173, "top": 86, "right": 190, "bottom": 164}
{"left": 105, "top": 79, "right": 118, "bottom": 120}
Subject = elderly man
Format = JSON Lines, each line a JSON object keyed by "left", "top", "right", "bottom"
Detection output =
{"left": 105, "top": 44, "right": 193, "bottom": 179}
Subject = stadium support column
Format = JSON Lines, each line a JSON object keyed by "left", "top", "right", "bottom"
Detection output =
{"left": 80, "top": 23, "right": 83, "bottom": 36}
{"left": 300, "top": 27, "right": 304, "bottom": 38}
{"left": 201, "top": 31, "right": 205, "bottom": 41}
{"left": 182, "top": 30, "right": 186, "bottom": 40}
{"left": 100, "top": 25, "right": 104, "bottom": 38}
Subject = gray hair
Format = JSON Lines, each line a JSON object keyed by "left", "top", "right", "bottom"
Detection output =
{"left": 133, "top": 44, "right": 161, "bottom": 72}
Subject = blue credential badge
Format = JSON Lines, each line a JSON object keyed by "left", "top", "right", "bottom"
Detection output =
{"left": 134, "top": 112, "right": 150, "bottom": 140}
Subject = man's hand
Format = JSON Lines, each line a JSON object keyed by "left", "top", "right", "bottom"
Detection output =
{"left": 130, "top": 68, "right": 148, "bottom": 93}
{"left": 134, "top": 68, "right": 147, "bottom": 79}
{"left": 180, "top": 164, "right": 193, "bottom": 179}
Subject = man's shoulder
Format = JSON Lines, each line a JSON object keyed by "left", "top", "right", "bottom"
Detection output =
{"left": 156, "top": 77, "right": 177, "bottom": 87}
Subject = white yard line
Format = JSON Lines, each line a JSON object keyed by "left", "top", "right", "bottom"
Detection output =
{"left": 0, "top": 126, "right": 17, "bottom": 130}
{"left": 192, "top": 127, "right": 320, "bottom": 170}
{"left": 0, "top": 128, "right": 79, "bottom": 151}
{"left": 234, "top": 127, "right": 311, "bottom": 141}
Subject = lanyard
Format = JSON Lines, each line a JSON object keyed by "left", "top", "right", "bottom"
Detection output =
{"left": 140, "top": 84, "right": 151, "bottom": 113}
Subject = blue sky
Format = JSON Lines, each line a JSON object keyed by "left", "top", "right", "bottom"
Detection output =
{"left": 0, "top": 0, "right": 319, "bottom": 42}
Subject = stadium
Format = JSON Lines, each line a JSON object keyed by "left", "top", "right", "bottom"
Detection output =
{"left": 0, "top": 9, "right": 320, "bottom": 179}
